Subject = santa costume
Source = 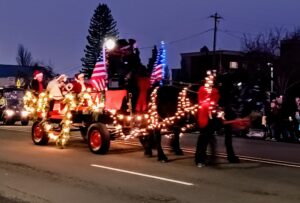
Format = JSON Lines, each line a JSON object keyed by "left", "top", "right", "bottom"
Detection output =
{"left": 31, "top": 70, "right": 44, "bottom": 94}
{"left": 71, "top": 73, "right": 86, "bottom": 94}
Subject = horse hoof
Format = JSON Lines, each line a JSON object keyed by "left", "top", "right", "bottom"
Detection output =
{"left": 144, "top": 153, "right": 153, "bottom": 158}
{"left": 144, "top": 151, "right": 153, "bottom": 157}
{"left": 174, "top": 149, "right": 184, "bottom": 156}
{"left": 158, "top": 157, "right": 168, "bottom": 163}
{"left": 228, "top": 156, "right": 240, "bottom": 163}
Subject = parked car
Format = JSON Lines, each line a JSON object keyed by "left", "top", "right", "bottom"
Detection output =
{"left": 0, "top": 87, "right": 29, "bottom": 125}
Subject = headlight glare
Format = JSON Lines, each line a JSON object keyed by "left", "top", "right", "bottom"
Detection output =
{"left": 5, "top": 109, "right": 15, "bottom": 117}
{"left": 21, "top": 110, "right": 29, "bottom": 117}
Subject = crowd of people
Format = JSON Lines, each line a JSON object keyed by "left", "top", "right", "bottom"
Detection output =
{"left": 265, "top": 95, "right": 300, "bottom": 142}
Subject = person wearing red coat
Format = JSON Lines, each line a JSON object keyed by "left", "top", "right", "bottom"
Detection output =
{"left": 71, "top": 73, "right": 87, "bottom": 94}
{"left": 135, "top": 76, "right": 151, "bottom": 113}
{"left": 31, "top": 70, "right": 44, "bottom": 95}
{"left": 195, "top": 71, "right": 222, "bottom": 167}
{"left": 197, "top": 85, "right": 220, "bottom": 128}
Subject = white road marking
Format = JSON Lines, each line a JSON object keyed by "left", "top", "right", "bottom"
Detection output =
{"left": 236, "top": 155, "right": 300, "bottom": 168}
{"left": 91, "top": 164, "right": 194, "bottom": 186}
{"left": 177, "top": 148, "right": 300, "bottom": 168}
{"left": 0, "top": 126, "right": 31, "bottom": 132}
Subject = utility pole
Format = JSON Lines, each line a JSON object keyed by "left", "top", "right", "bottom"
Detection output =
{"left": 210, "top": 12, "right": 222, "bottom": 70}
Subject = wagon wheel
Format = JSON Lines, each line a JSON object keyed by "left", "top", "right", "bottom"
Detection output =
{"left": 31, "top": 121, "right": 49, "bottom": 145}
{"left": 3, "top": 115, "right": 14, "bottom": 125}
{"left": 87, "top": 123, "right": 110, "bottom": 154}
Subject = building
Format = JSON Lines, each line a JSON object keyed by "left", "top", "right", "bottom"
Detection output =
{"left": 278, "top": 39, "right": 300, "bottom": 99}
{"left": 0, "top": 64, "right": 45, "bottom": 88}
{"left": 179, "top": 50, "right": 245, "bottom": 83}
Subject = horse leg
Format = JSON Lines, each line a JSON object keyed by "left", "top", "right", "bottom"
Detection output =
{"left": 155, "top": 130, "right": 168, "bottom": 162}
{"left": 170, "top": 127, "right": 184, "bottom": 155}
{"left": 139, "top": 135, "right": 153, "bottom": 157}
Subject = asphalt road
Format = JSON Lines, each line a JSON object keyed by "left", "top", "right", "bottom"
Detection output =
{"left": 0, "top": 123, "right": 299, "bottom": 203}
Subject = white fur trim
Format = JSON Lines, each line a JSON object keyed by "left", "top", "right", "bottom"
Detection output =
{"left": 56, "top": 74, "right": 67, "bottom": 82}
{"left": 78, "top": 73, "right": 84, "bottom": 78}
{"left": 34, "top": 72, "right": 43, "bottom": 79}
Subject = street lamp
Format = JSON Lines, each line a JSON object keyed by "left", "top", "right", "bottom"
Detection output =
{"left": 267, "top": 62, "right": 274, "bottom": 93}
{"left": 104, "top": 38, "right": 116, "bottom": 50}
{"left": 102, "top": 38, "right": 116, "bottom": 63}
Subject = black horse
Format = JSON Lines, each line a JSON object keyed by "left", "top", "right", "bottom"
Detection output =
{"left": 140, "top": 85, "right": 198, "bottom": 162}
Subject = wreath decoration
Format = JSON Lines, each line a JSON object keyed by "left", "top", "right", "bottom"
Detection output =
{"left": 24, "top": 90, "right": 77, "bottom": 147}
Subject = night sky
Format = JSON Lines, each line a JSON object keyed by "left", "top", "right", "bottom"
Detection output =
{"left": 0, "top": 0, "right": 299, "bottom": 76}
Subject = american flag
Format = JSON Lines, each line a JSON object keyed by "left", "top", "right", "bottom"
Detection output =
{"left": 150, "top": 51, "right": 163, "bottom": 85}
{"left": 91, "top": 56, "right": 107, "bottom": 91}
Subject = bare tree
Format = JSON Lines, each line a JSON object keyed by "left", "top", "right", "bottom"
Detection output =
{"left": 16, "top": 44, "right": 34, "bottom": 66}
{"left": 275, "top": 68, "right": 300, "bottom": 95}
{"left": 241, "top": 27, "right": 300, "bottom": 96}
{"left": 32, "top": 60, "right": 57, "bottom": 82}
{"left": 276, "top": 27, "right": 300, "bottom": 95}
{"left": 242, "top": 27, "right": 286, "bottom": 56}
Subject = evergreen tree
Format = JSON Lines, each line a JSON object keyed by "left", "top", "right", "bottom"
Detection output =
{"left": 81, "top": 3, "right": 118, "bottom": 78}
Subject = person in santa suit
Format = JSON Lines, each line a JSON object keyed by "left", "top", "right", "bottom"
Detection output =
{"left": 71, "top": 73, "right": 86, "bottom": 94}
{"left": 46, "top": 74, "right": 67, "bottom": 111}
{"left": 31, "top": 70, "right": 44, "bottom": 95}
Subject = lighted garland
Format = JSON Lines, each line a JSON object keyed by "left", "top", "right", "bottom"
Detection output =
{"left": 39, "top": 90, "right": 104, "bottom": 147}
{"left": 37, "top": 93, "right": 77, "bottom": 147}
{"left": 147, "top": 87, "right": 198, "bottom": 133}
{"left": 113, "top": 86, "right": 199, "bottom": 140}
{"left": 55, "top": 93, "right": 77, "bottom": 147}
{"left": 23, "top": 90, "right": 38, "bottom": 118}
{"left": 37, "top": 92, "right": 50, "bottom": 119}
{"left": 147, "top": 87, "right": 160, "bottom": 129}
{"left": 23, "top": 90, "right": 49, "bottom": 120}
{"left": 24, "top": 89, "right": 78, "bottom": 148}
{"left": 77, "top": 90, "right": 105, "bottom": 112}
{"left": 198, "top": 70, "right": 224, "bottom": 120}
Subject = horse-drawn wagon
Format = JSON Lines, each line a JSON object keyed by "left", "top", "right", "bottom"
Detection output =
{"left": 24, "top": 79, "right": 198, "bottom": 160}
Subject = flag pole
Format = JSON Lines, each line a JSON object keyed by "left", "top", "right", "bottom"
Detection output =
{"left": 102, "top": 41, "right": 106, "bottom": 64}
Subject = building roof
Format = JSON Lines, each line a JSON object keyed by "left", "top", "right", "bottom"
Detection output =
{"left": 181, "top": 50, "right": 245, "bottom": 57}
{"left": 0, "top": 64, "right": 38, "bottom": 77}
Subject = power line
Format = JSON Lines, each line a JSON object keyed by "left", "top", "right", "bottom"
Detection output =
{"left": 219, "top": 29, "right": 243, "bottom": 40}
{"left": 139, "top": 28, "right": 213, "bottom": 50}
{"left": 167, "top": 28, "right": 213, "bottom": 45}
{"left": 219, "top": 28, "right": 256, "bottom": 36}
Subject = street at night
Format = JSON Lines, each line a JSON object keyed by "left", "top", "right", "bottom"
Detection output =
{"left": 0, "top": 123, "right": 299, "bottom": 203}
{"left": 1, "top": 1, "right": 300, "bottom": 203}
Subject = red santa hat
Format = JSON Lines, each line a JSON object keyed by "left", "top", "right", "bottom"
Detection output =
{"left": 33, "top": 70, "right": 43, "bottom": 79}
